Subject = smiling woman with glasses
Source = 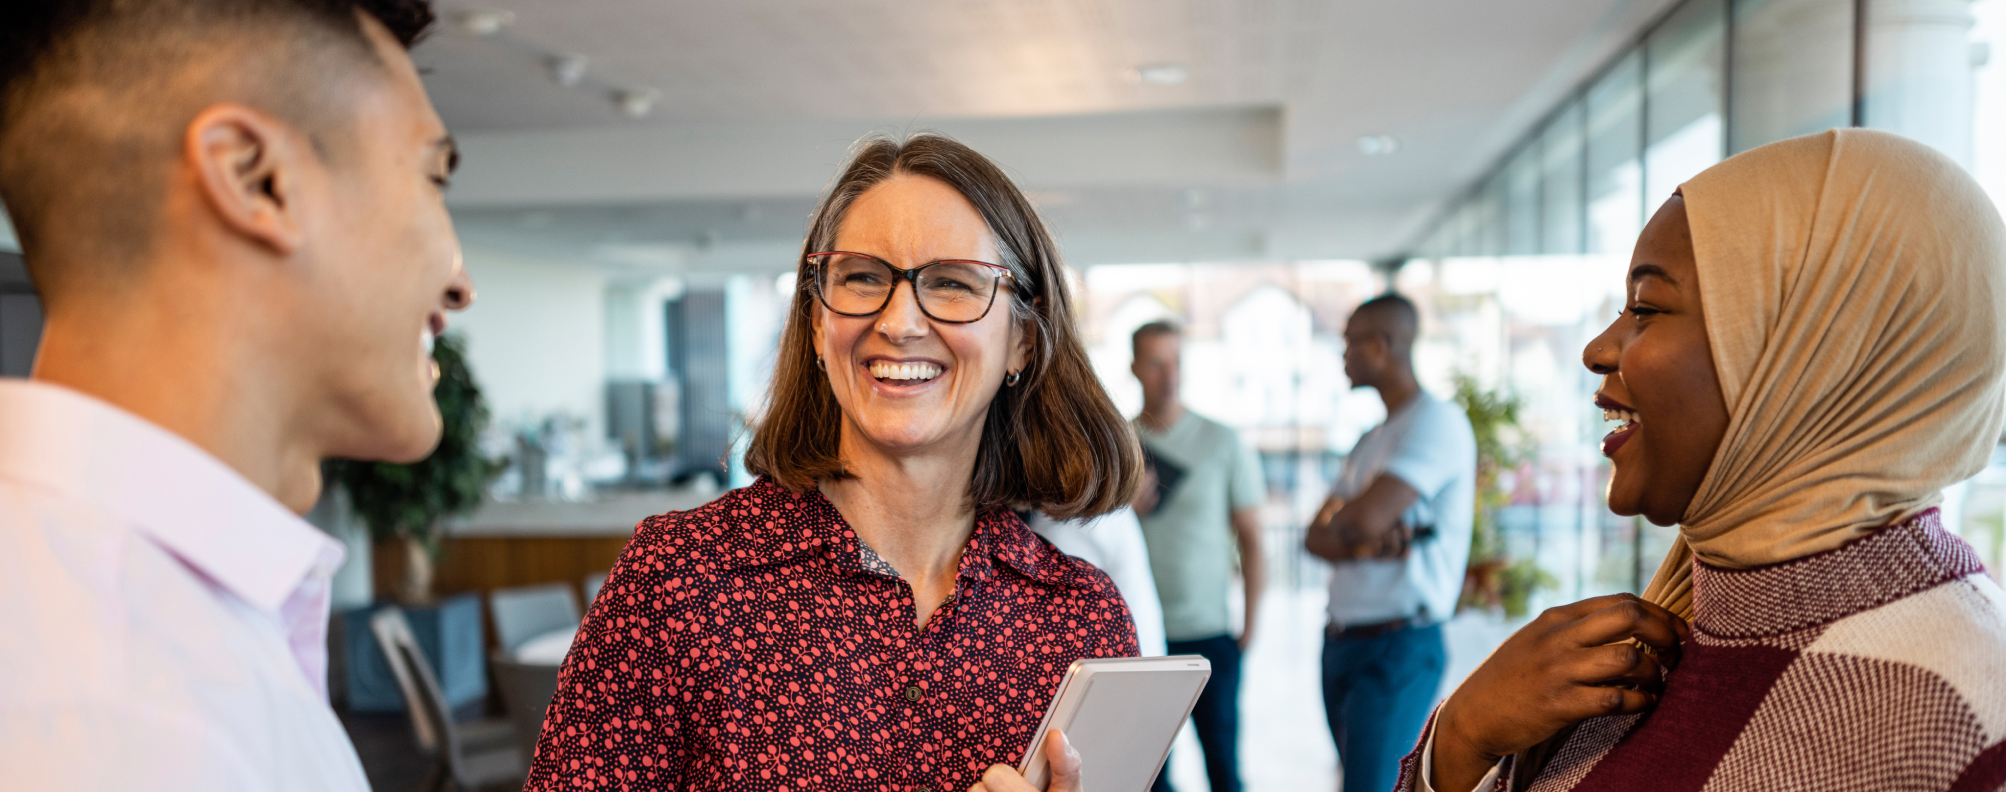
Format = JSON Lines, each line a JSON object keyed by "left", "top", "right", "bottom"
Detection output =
{"left": 525, "top": 134, "right": 1146, "bottom": 792}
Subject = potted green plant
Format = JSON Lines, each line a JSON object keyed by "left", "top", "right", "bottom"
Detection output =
{"left": 1453, "top": 374, "right": 1555, "bottom": 618}
{"left": 326, "top": 332, "right": 505, "bottom": 604}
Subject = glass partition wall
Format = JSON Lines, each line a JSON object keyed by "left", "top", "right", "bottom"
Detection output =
{"left": 1407, "top": 0, "right": 2004, "bottom": 599}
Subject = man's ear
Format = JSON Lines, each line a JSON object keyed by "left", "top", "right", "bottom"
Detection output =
{"left": 185, "top": 104, "right": 307, "bottom": 256}
{"left": 1373, "top": 335, "right": 1398, "bottom": 370}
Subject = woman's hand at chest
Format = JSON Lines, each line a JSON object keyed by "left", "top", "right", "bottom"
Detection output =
{"left": 1431, "top": 593, "right": 1689, "bottom": 792}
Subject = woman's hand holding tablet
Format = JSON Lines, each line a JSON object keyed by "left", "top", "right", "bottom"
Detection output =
{"left": 973, "top": 655, "right": 1212, "bottom": 791}
{"left": 971, "top": 731, "right": 1081, "bottom": 792}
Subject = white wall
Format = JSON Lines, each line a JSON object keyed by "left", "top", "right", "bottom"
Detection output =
{"left": 453, "top": 246, "right": 608, "bottom": 439}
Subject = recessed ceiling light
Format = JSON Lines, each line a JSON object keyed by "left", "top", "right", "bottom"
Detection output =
{"left": 547, "top": 54, "right": 588, "bottom": 87}
{"left": 454, "top": 9, "right": 515, "bottom": 36}
{"left": 615, "top": 88, "right": 661, "bottom": 118}
{"left": 1126, "top": 63, "right": 1189, "bottom": 86}
{"left": 1358, "top": 135, "right": 1401, "bottom": 156}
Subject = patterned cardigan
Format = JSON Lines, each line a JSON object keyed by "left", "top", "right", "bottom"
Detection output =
{"left": 1398, "top": 510, "right": 2006, "bottom": 792}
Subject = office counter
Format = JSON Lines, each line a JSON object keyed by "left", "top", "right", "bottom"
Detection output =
{"left": 373, "top": 488, "right": 720, "bottom": 604}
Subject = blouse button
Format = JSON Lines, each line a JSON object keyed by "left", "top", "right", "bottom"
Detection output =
{"left": 902, "top": 685, "right": 923, "bottom": 702}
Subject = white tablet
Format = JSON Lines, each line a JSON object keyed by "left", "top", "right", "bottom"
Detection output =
{"left": 1018, "top": 655, "right": 1212, "bottom": 791}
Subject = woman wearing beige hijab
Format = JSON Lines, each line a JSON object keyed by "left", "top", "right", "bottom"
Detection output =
{"left": 1403, "top": 128, "right": 2006, "bottom": 792}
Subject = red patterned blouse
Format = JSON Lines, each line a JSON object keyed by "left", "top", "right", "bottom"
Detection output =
{"left": 523, "top": 477, "right": 1141, "bottom": 792}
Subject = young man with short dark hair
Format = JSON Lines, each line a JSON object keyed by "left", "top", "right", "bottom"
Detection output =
{"left": 0, "top": 1, "right": 467, "bottom": 788}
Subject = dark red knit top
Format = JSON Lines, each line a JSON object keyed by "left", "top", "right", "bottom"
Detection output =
{"left": 1397, "top": 510, "right": 2006, "bottom": 792}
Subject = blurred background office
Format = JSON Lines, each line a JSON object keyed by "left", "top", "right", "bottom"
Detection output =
{"left": 7, "top": 0, "right": 2006, "bottom": 789}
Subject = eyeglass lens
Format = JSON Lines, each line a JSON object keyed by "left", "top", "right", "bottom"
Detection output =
{"left": 814, "top": 254, "right": 1000, "bottom": 322}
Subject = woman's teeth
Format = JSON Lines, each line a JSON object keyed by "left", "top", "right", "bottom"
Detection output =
{"left": 1602, "top": 407, "right": 1641, "bottom": 427}
{"left": 869, "top": 361, "right": 943, "bottom": 382}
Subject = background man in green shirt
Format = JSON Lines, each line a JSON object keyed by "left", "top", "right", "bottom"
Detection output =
{"left": 1130, "top": 320, "right": 1266, "bottom": 792}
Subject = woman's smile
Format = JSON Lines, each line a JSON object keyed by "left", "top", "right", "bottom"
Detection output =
{"left": 863, "top": 355, "right": 948, "bottom": 394}
{"left": 1595, "top": 392, "right": 1640, "bottom": 457}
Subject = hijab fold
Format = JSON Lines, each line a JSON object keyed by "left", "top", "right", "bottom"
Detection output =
{"left": 1643, "top": 129, "right": 2006, "bottom": 619}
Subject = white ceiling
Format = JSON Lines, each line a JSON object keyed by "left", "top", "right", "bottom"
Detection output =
{"left": 423, "top": 0, "right": 1679, "bottom": 271}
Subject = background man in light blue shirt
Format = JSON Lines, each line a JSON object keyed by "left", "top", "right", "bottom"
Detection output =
{"left": 1305, "top": 294, "right": 1476, "bottom": 792}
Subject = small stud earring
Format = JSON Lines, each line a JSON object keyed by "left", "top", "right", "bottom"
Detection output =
{"left": 1005, "top": 370, "right": 1022, "bottom": 387}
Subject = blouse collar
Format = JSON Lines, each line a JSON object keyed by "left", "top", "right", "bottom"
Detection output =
{"left": 730, "top": 477, "right": 1079, "bottom": 588}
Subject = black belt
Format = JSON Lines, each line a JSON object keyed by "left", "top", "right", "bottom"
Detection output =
{"left": 1326, "top": 615, "right": 1428, "bottom": 641}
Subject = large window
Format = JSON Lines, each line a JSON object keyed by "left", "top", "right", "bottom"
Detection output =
{"left": 1081, "top": 262, "right": 1386, "bottom": 575}
{"left": 1504, "top": 145, "right": 1543, "bottom": 256}
{"left": 1865, "top": 0, "right": 1980, "bottom": 165}
{"left": 1586, "top": 53, "right": 1645, "bottom": 258}
{"left": 1964, "top": 0, "right": 2006, "bottom": 580}
{"left": 1643, "top": 0, "right": 1727, "bottom": 206}
{"left": 1731, "top": 0, "right": 1856, "bottom": 154}
{"left": 1408, "top": 0, "right": 2006, "bottom": 591}
{"left": 1541, "top": 101, "right": 1587, "bottom": 256}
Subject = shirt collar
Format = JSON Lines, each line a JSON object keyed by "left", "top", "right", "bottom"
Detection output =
{"left": 732, "top": 477, "right": 1080, "bottom": 588}
{"left": 964, "top": 509, "right": 1081, "bottom": 586}
{"left": 0, "top": 380, "right": 340, "bottom": 614}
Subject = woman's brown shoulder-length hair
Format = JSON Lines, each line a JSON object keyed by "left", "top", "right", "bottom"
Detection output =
{"left": 743, "top": 133, "right": 1142, "bottom": 520}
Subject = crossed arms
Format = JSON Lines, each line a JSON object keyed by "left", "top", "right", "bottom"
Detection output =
{"left": 1303, "top": 474, "right": 1421, "bottom": 562}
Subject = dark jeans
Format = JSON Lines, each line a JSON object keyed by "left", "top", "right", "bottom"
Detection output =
{"left": 1157, "top": 634, "right": 1242, "bottom": 792}
{"left": 1321, "top": 623, "right": 1445, "bottom": 792}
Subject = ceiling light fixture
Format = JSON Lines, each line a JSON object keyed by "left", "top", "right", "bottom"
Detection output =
{"left": 1357, "top": 135, "right": 1401, "bottom": 156}
{"left": 454, "top": 9, "right": 515, "bottom": 36}
{"left": 1126, "top": 63, "right": 1189, "bottom": 86}
{"left": 547, "top": 53, "right": 589, "bottom": 86}
{"left": 614, "top": 88, "right": 661, "bottom": 118}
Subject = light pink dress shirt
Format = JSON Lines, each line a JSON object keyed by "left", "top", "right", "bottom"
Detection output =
{"left": 0, "top": 380, "right": 370, "bottom": 791}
